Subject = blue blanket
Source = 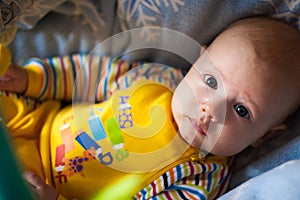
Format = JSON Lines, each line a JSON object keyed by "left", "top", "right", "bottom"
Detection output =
{"left": 6, "top": 0, "right": 300, "bottom": 197}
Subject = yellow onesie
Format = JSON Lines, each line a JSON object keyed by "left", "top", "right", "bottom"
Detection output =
{"left": 51, "top": 79, "right": 202, "bottom": 199}
{"left": 1, "top": 60, "right": 230, "bottom": 200}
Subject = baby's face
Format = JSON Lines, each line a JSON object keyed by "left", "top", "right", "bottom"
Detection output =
{"left": 172, "top": 36, "right": 290, "bottom": 156}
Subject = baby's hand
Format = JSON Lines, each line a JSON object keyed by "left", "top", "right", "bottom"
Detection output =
{"left": 0, "top": 64, "right": 28, "bottom": 93}
{"left": 23, "top": 171, "right": 58, "bottom": 200}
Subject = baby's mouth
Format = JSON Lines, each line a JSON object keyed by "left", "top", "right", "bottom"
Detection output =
{"left": 188, "top": 118, "right": 207, "bottom": 136}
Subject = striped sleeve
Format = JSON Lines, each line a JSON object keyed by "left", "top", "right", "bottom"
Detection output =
{"left": 24, "top": 54, "right": 140, "bottom": 102}
{"left": 110, "top": 63, "right": 184, "bottom": 94}
{"left": 24, "top": 55, "right": 184, "bottom": 102}
{"left": 135, "top": 158, "right": 233, "bottom": 200}
{"left": 23, "top": 54, "right": 127, "bottom": 102}
{"left": 24, "top": 54, "right": 103, "bottom": 101}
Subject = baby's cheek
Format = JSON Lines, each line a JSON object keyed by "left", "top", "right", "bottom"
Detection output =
{"left": 209, "top": 131, "right": 240, "bottom": 156}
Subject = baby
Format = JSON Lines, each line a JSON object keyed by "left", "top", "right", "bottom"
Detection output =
{"left": 173, "top": 17, "right": 300, "bottom": 156}
{"left": 0, "top": 17, "right": 299, "bottom": 200}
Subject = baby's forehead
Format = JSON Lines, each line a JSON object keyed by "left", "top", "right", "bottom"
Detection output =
{"left": 214, "top": 17, "right": 300, "bottom": 107}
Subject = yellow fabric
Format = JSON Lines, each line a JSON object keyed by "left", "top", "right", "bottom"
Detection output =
{"left": 57, "top": 194, "right": 67, "bottom": 200}
{"left": 24, "top": 64, "right": 45, "bottom": 98}
{"left": 49, "top": 79, "right": 196, "bottom": 199}
{"left": 0, "top": 44, "right": 12, "bottom": 77}
{"left": 1, "top": 94, "right": 60, "bottom": 183}
{"left": 2, "top": 80, "right": 222, "bottom": 199}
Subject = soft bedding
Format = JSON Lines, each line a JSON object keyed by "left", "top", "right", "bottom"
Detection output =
{"left": 5, "top": 0, "right": 300, "bottom": 198}
{"left": 219, "top": 159, "right": 300, "bottom": 200}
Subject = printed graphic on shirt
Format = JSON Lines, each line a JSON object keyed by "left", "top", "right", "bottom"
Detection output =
{"left": 55, "top": 144, "right": 65, "bottom": 173}
{"left": 63, "top": 150, "right": 95, "bottom": 177}
{"left": 60, "top": 123, "right": 75, "bottom": 153}
{"left": 117, "top": 96, "right": 133, "bottom": 129}
{"left": 54, "top": 79, "right": 189, "bottom": 182}
{"left": 88, "top": 108, "right": 107, "bottom": 140}
{"left": 54, "top": 147, "right": 95, "bottom": 183}
{"left": 106, "top": 117, "right": 125, "bottom": 149}
{"left": 75, "top": 131, "right": 113, "bottom": 165}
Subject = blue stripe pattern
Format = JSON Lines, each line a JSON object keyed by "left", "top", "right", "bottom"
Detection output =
{"left": 48, "top": 58, "right": 57, "bottom": 99}
{"left": 25, "top": 58, "right": 49, "bottom": 99}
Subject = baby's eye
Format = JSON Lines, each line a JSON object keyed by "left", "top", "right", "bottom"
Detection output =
{"left": 234, "top": 104, "right": 250, "bottom": 119}
{"left": 204, "top": 75, "right": 217, "bottom": 90}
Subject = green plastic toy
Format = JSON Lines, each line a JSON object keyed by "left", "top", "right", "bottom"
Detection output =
{"left": 0, "top": 113, "right": 34, "bottom": 200}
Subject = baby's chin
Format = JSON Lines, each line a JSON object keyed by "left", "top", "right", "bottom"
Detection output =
{"left": 209, "top": 145, "right": 239, "bottom": 157}
{"left": 177, "top": 122, "right": 203, "bottom": 148}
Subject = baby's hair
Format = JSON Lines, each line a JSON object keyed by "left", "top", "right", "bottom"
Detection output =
{"left": 225, "top": 17, "right": 300, "bottom": 68}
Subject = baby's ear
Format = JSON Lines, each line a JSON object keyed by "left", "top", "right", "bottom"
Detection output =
{"left": 251, "top": 124, "right": 287, "bottom": 147}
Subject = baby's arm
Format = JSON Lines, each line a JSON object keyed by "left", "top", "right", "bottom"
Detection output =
{"left": 3, "top": 54, "right": 138, "bottom": 102}
{"left": 1, "top": 54, "right": 107, "bottom": 101}
{"left": 1, "top": 52, "right": 184, "bottom": 103}
{"left": 24, "top": 55, "right": 184, "bottom": 102}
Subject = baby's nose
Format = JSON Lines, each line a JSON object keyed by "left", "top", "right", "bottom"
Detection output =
{"left": 199, "top": 103, "right": 213, "bottom": 124}
{"left": 200, "top": 103, "right": 209, "bottom": 113}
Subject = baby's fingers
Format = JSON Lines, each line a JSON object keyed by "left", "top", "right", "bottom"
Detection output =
{"left": 0, "top": 74, "right": 11, "bottom": 81}
{"left": 0, "top": 64, "right": 27, "bottom": 93}
{"left": 23, "top": 171, "right": 47, "bottom": 189}
{"left": 23, "top": 171, "right": 58, "bottom": 200}
{"left": 0, "top": 76, "right": 13, "bottom": 91}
